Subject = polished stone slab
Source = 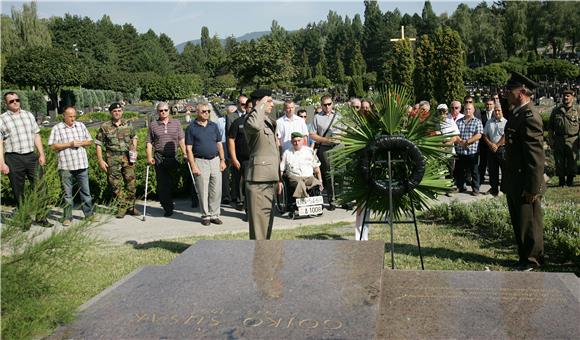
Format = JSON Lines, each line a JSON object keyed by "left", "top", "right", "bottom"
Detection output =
{"left": 376, "top": 270, "right": 580, "bottom": 339}
{"left": 52, "top": 240, "right": 384, "bottom": 339}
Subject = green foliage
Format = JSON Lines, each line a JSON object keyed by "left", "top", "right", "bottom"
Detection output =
{"left": 413, "top": 35, "right": 435, "bottom": 102}
{"left": 141, "top": 74, "right": 202, "bottom": 101}
{"left": 391, "top": 39, "right": 415, "bottom": 93}
{"left": 432, "top": 27, "right": 466, "bottom": 104}
{"left": 528, "top": 59, "right": 580, "bottom": 81}
{"left": 424, "top": 196, "right": 579, "bottom": 264}
{"left": 330, "top": 86, "right": 453, "bottom": 218}
{"left": 472, "top": 64, "right": 510, "bottom": 87}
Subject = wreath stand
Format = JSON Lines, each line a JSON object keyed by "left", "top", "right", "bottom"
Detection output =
{"left": 359, "top": 136, "right": 425, "bottom": 270}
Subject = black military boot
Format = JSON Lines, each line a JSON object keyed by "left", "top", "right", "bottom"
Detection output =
{"left": 558, "top": 176, "right": 566, "bottom": 187}
{"left": 566, "top": 176, "right": 574, "bottom": 187}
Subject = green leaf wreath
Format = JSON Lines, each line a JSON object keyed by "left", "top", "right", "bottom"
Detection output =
{"left": 330, "top": 86, "right": 455, "bottom": 218}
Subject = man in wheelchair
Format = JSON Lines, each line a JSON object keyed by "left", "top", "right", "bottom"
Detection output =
{"left": 280, "top": 132, "right": 324, "bottom": 203}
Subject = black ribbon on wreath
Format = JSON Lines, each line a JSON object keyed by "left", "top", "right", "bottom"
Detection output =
{"left": 359, "top": 134, "right": 426, "bottom": 198}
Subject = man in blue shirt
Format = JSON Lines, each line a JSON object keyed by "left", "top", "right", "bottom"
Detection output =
{"left": 186, "top": 103, "right": 226, "bottom": 226}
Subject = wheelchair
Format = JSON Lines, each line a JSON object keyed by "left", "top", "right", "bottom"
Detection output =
{"left": 274, "top": 176, "right": 323, "bottom": 219}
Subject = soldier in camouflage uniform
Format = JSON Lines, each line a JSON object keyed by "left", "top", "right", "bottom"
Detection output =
{"left": 548, "top": 89, "right": 578, "bottom": 187}
{"left": 96, "top": 103, "right": 140, "bottom": 218}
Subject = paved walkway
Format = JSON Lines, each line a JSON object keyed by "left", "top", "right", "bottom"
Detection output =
{"left": 29, "top": 184, "right": 495, "bottom": 245}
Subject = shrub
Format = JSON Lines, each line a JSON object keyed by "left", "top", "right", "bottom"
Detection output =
{"left": 423, "top": 196, "right": 579, "bottom": 264}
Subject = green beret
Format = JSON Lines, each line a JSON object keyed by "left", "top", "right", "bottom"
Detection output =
{"left": 563, "top": 89, "right": 575, "bottom": 96}
{"left": 505, "top": 71, "right": 538, "bottom": 90}
{"left": 291, "top": 132, "right": 303, "bottom": 139}
{"left": 249, "top": 88, "right": 272, "bottom": 101}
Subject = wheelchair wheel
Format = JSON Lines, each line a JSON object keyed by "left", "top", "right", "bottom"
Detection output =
{"left": 274, "top": 181, "right": 289, "bottom": 215}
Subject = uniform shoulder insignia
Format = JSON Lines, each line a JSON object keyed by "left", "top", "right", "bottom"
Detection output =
{"left": 525, "top": 112, "right": 534, "bottom": 118}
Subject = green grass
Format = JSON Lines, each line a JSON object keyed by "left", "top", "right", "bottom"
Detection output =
{"left": 2, "top": 184, "right": 578, "bottom": 339}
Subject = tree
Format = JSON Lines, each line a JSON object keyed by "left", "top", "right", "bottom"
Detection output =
{"left": 528, "top": 60, "right": 580, "bottom": 81}
{"left": 413, "top": 35, "right": 435, "bottom": 102}
{"left": 391, "top": 39, "right": 415, "bottom": 92}
{"left": 470, "top": 3, "right": 506, "bottom": 65}
{"left": 159, "top": 33, "right": 180, "bottom": 70}
{"left": 131, "top": 29, "right": 172, "bottom": 75}
{"left": 432, "top": 27, "right": 466, "bottom": 104}
{"left": 178, "top": 42, "right": 205, "bottom": 74}
{"left": 473, "top": 64, "right": 509, "bottom": 87}
{"left": 501, "top": 1, "right": 528, "bottom": 57}
{"left": 362, "top": 0, "right": 386, "bottom": 73}
{"left": 4, "top": 47, "right": 86, "bottom": 115}
{"left": 419, "top": 1, "right": 440, "bottom": 37}
{"left": 141, "top": 73, "right": 202, "bottom": 101}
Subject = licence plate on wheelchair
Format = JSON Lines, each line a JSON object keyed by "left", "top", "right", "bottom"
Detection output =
{"left": 295, "top": 196, "right": 324, "bottom": 207}
{"left": 298, "top": 205, "right": 323, "bottom": 216}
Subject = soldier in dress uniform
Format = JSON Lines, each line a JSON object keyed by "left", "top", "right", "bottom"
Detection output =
{"left": 244, "top": 89, "right": 280, "bottom": 240}
{"left": 501, "top": 72, "right": 545, "bottom": 270}
{"left": 96, "top": 103, "right": 140, "bottom": 218}
{"left": 548, "top": 89, "right": 578, "bottom": 187}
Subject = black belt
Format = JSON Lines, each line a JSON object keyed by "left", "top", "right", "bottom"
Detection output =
{"left": 5, "top": 152, "right": 33, "bottom": 155}
{"left": 195, "top": 155, "right": 218, "bottom": 160}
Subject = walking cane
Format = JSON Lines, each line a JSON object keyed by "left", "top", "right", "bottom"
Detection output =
{"left": 187, "top": 162, "right": 199, "bottom": 193}
{"left": 143, "top": 165, "right": 150, "bottom": 221}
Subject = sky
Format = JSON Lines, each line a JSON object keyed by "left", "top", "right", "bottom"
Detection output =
{"left": 1, "top": 1, "right": 481, "bottom": 45}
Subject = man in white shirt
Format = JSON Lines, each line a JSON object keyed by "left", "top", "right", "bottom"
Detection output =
{"left": 276, "top": 100, "right": 308, "bottom": 153}
{"left": 482, "top": 106, "right": 507, "bottom": 196}
{"left": 280, "top": 132, "right": 323, "bottom": 198}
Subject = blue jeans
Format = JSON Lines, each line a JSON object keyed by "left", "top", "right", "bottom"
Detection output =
{"left": 60, "top": 168, "right": 93, "bottom": 220}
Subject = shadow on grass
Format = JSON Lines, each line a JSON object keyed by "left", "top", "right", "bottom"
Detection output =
{"left": 388, "top": 242, "right": 515, "bottom": 267}
{"left": 125, "top": 240, "right": 190, "bottom": 253}
{"left": 296, "top": 233, "right": 348, "bottom": 240}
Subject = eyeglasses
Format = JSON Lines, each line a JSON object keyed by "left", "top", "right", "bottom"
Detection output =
{"left": 158, "top": 109, "right": 169, "bottom": 112}
{"left": 452, "top": 106, "right": 460, "bottom": 109}
{"left": 200, "top": 110, "right": 210, "bottom": 113}
{"left": 322, "top": 103, "right": 332, "bottom": 106}
{"left": 8, "top": 98, "right": 20, "bottom": 104}
{"left": 353, "top": 106, "right": 360, "bottom": 109}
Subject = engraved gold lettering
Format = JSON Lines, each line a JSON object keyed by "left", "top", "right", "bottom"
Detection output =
{"left": 299, "top": 319, "right": 319, "bottom": 329}
{"left": 267, "top": 318, "right": 282, "bottom": 328}
{"left": 196, "top": 316, "right": 205, "bottom": 325}
{"left": 134, "top": 313, "right": 148, "bottom": 323}
{"left": 151, "top": 313, "right": 156, "bottom": 323}
{"left": 211, "top": 318, "right": 221, "bottom": 326}
{"left": 287, "top": 317, "right": 296, "bottom": 328}
{"left": 183, "top": 314, "right": 195, "bottom": 324}
{"left": 243, "top": 318, "right": 263, "bottom": 327}
{"left": 170, "top": 315, "right": 180, "bottom": 325}
{"left": 324, "top": 320, "right": 343, "bottom": 329}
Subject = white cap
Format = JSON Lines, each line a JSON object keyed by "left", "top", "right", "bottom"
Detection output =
{"left": 436, "top": 103, "right": 448, "bottom": 110}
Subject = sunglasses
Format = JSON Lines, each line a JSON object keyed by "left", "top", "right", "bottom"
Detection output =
{"left": 322, "top": 103, "right": 332, "bottom": 106}
{"left": 465, "top": 100, "right": 473, "bottom": 103}
{"left": 158, "top": 109, "right": 169, "bottom": 112}
{"left": 8, "top": 98, "right": 20, "bottom": 104}
{"left": 200, "top": 110, "right": 211, "bottom": 113}
{"left": 452, "top": 106, "right": 460, "bottom": 109}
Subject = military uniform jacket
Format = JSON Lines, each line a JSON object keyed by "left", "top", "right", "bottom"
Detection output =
{"left": 244, "top": 106, "right": 280, "bottom": 182}
{"left": 501, "top": 102, "right": 545, "bottom": 196}
{"left": 548, "top": 104, "right": 579, "bottom": 142}
{"left": 95, "top": 119, "right": 136, "bottom": 153}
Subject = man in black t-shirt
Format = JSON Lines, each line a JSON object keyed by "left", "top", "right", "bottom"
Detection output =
{"left": 228, "top": 114, "right": 250, "bottom": 211}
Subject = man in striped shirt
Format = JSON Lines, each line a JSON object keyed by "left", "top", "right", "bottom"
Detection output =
{"left": 48, "top": 106, "right": 94, "bottom": 225}
{"left": 146, "top": 102, "right": 186, "bottom": 217}
{"left": 0, "top": 91, "right": 52, "bottom": 228}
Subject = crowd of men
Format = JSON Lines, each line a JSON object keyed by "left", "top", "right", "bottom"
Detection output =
{"left": 1, "top": 73, "right": 577, "bottom": 268}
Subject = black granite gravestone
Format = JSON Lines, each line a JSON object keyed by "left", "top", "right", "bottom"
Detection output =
{"left": 377, "top": 270, "right": 580, "bottom": 339}
{"left": 51, "top": 240, "right": 384, "bottom": 339}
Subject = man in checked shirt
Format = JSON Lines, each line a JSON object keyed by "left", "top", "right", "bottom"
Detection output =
{"left": 0, "top": 91, "right": 52, "bottom": 228}
{"left": 48, "top": 106, "right": 95, "bottom": 226}
{"left": 454, "top": 102, "right": 484, "bottom": 196}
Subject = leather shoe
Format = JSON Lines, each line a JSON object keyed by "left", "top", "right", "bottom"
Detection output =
{"left": 36, "top": 219, "right": 53, "bottom": 228}
{"left": 62, "top": 219, "right": 72, "bottom": 226}
{"left": 201, "top": 219, "right": 211, "bottom": 226}
{"left": 327, "top": 203, "right": 336, "bottom": 211}
{"left": 471, "top": 190, "right": 480, "bottom": 196}
{"left": 126, "top": 207, "right": 141, "bottom": 216}
{"left": 210, "top": 218, "right": 223, "bottom": 225}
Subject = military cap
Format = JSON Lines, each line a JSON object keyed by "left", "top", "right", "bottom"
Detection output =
{"left": 563, "top": 88, "right": 576, "bottom": 96}
{"left": 249, "top": 88, "right": 272, "bottom": 101}
{"left": 291, "top": 132, "right": 303, "bottom": 139}
{"left": 108, "top": 102, "right": 122, "bottom": 111}
{"left": 505, "top": 71, "right": 539, "bottom": 90}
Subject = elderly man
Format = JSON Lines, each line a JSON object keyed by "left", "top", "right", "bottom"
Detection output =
{"left": 0, "top": 91, "right": 52, "bottom": 227}
{"left": 482, "top": 106, "right": 507, "bottom": 196}
{"left": 244, "top": 89, "right": 280, "bottom": 240}
{"left": 186, "top": 103, "right": 227, "bottom": 226}
{"left": 96, "top": 103, "right": 140, "bottom": 218}
{"left": 479, "top": 98, "right": 495, "bottom": 184}
{"left": 48, "top": 106, "right": 94, "bottom": 225}
{"left": 310, "top": 95, "right": 340, "bottom": 210}
{"left": 146, "top": 102, "right": 186, "bottom": 217}
{"left": 280, "top": 132, "right": 323, "bottom": 198}
{"left": 502, "top": 71, "right": 545, "bottom": 270}
{"left": 350, "top": 98, "right": 361, "bottom": 112}
{"left": 448, "top": 101, "right": 464, "bottom": 122}
{"left": 276, "top": 100, "right": 308, "bottom": 153}
{"left": 548, "top": 89, "right": 578, "bottom": 187}
{"left": 454, "top": 103, "right": 484, "bottom": 195}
